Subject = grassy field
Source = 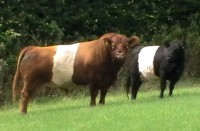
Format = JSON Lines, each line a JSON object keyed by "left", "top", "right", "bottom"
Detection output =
{"left": 0, "top": 84, "right": 200, "bottom": 131}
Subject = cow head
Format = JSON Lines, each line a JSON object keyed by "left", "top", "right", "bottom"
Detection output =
{"left": 164, "top": 40, "right": 186, "bottom": 61}
{"left": 103, "top": 34, "right": 139, "bottom": 63}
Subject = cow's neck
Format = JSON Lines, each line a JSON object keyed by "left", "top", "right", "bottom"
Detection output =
{"left": 95, "top": 41, "right": 123, "bottom": 76}
{"left": 111, "top": 59, "right": 124, "bottom": 75}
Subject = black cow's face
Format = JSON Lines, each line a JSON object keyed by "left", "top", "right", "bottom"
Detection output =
{"left": 165, "top": 41, "right": 185, "bottom": 61}
{"left": 104, "top": 35, "right": 139, "bottom": 62}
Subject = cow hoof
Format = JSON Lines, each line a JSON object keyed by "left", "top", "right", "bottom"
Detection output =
{"left": 168, "top": 93, "right": 173, "bottom": 96}
{"left": 131, "top": 97, "right": 136, "bottom": 100}
{"left": 99, "top": 102, "right": 105, "bottom": 105}
{"left": 20, "top": 111, "right": 27, "bottom": 114}
{"left": 99, "top": 100, "right": 105, "bottom": 105}
{"left": 90, "top": 103, "right": 96, "bottom": 107}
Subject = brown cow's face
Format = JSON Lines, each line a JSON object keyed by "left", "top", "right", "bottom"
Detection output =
{"left": 110, "top": 42, "right": 128, "bottom": 62}
{"left": 104, "top": 35, "right": 139, "bottom": 62}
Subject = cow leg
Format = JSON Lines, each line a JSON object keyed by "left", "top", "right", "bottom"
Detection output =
{"left": 20, "top": 82, "right": 32, "bottom": 114}
{"left": 20, "top": 81, "right": 38, "bottom": 114}
{"left": 159, "top": 78, "right": 166, "bottom": 98}
{"left": 90, "top": 87, "right": 98, "bottom": 106}
{"left": 99, "top": 89, "right": 108, "bottom": 105}
{"left": 131, "top": 73, "right": 142, "bottom": 100}
{"left": 131, "top": 80, "right": 142, "bottom": 100}
{"left": 169, "top": 80, "right": 177, "bottom": 96}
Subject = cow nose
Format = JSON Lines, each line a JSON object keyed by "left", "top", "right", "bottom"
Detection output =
{"left": 116, "top": 52, "right": 124, "bottom": 58}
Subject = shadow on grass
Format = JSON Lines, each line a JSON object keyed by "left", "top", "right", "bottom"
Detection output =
{"left": 25, "top": 88, "right": 200, "bottom": 115}
{"left": 108, "top": 88, "right": 200, "bottom": 107}
{"left": 31, "top": 104, "right": 89, "bottom": 115}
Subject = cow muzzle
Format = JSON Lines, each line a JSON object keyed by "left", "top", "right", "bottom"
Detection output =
{"left": 116, "top": 52, "right": 125, "bottom": 59}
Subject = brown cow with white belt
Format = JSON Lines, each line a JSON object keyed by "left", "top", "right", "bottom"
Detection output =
{"left": 12, "top": 33, "right": 139, "bottom": 114}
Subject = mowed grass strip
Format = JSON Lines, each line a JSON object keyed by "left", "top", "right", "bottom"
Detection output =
{"left": 0, "top": 87, "right": 199, "bottom": 131}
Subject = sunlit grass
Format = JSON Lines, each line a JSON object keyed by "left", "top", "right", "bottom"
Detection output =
{"left": 0, "top": 87, "right": 200, "bottom": 131}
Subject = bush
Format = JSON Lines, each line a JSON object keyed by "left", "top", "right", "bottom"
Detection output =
{"left": 1, "top": 1, "right": 200, "bottom": 103}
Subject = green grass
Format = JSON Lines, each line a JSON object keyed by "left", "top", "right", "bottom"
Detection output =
{"left": 0, "top": 87, "right": 200, "bottom": 131}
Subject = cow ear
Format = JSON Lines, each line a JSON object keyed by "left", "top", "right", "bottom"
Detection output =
{"left": 103, "top": 38, "right": 112, "bottom": 46}
{"left": 164, "top": 40, "right": 171, "bottom": 48}
{"left": 128, "top": 36, "right": 140, "bottom": 48}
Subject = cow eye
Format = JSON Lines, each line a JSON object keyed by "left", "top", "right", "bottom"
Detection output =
{"left": 126, "top": 43, "right": 129, "bottom": 49}
{"left": 112, "top": 43, "right": 115, "bottom": 49}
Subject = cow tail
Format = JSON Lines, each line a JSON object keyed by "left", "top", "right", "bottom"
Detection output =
{"left": 12, "top": 47, "right": 32, "bottom": 102}
{"left": 125, "top": 74, "right": 131, "bottom": 99}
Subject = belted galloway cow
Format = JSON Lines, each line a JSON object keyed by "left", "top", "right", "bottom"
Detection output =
{"left": 12, "top": 33, "right": 139, "bottom": 114}
{"left": 125, "top": 40, "right": 185, "bottom": 99}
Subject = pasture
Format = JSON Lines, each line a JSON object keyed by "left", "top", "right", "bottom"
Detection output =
{"left": 0, "top": 80, "right": 200, "bottom": 131}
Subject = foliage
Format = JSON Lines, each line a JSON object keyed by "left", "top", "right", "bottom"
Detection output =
{"left": 1, "top": 0, "right": 200, "bottom": 104}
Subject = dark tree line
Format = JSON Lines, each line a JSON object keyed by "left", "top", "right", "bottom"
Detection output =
{"left": 0, "top": 0, "right": 200, "bottom": 103}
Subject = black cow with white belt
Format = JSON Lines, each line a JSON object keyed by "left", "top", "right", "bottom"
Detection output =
{"left": 126, "top": 40, "right": 185, "bottom": 99}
